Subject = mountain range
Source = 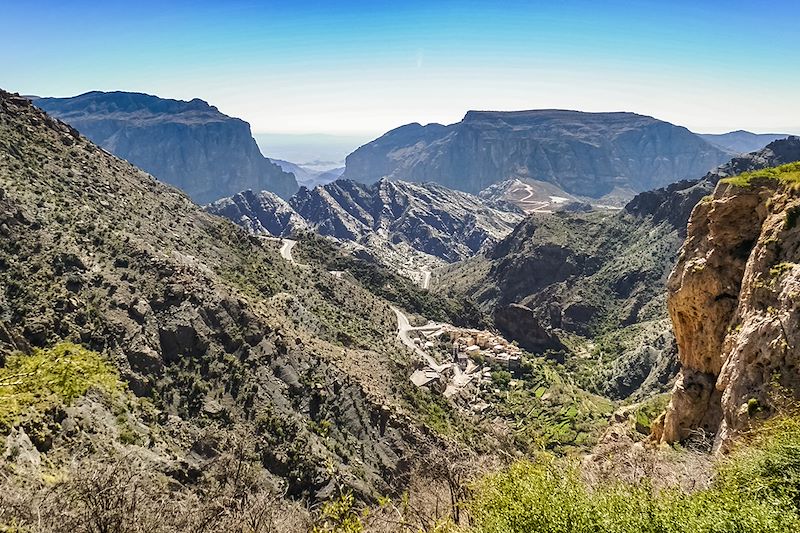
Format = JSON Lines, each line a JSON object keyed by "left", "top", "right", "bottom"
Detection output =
{"left": 698, "top": 130, "right": 790, "bottom": 154}
{"left": 343, "top": 110, "right": 733, "bottom": 201}
{"left": 436, "top": 136, "right": 800, "bottom": 399}
{"left": 3, "top": 86, "right": 800, "bottom": 531}
{"left": 33, "top": 91, "right": 299, "bottom": 203}
{"left": 206, "top": 178, "right": 524, "bottom": 272}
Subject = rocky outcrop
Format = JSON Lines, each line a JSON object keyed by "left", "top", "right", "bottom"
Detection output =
{"left": 344, "top": 110, "right": 730, "bottom": 198}
{"left": 33, "top": 91, "right": 298, "bottom": 203}
{"left": 206, "top": 189, "right": 309, "bottom": 236}
{"left": 493, "top": 304, "right": 565, "bottom": 353}
{"left": 655, "top": 164, "right": 800, "bottom": 450}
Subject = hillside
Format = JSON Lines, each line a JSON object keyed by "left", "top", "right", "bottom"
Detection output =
{"left": 437, "top": 137, "right": 800, "bottom": 400}
{"left": 0, "top": 90, "right": 446, "bottom": 512}
{"left": 33, "top": 91, "right": 298, "bottom": 203}
{"left": 343, "top": 110, "right": 731, "bottom": 200}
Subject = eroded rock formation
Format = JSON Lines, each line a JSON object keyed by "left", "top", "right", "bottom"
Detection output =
{"left": 656, "top": 168, "right": 800, "bottom": 450}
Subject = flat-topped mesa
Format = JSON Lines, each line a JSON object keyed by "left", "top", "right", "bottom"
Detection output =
{"left": 32, "top": 90, "right": 298, "bottom": 203}
{"left": 343, "top": 109, "right": 730, "bottom": 198}
{"left": 653, "top": 162, "right": 800, "bottom": 451}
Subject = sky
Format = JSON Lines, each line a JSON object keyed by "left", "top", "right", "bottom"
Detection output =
{"left": 2, "top": 0, "right": 799, "bottom": 137}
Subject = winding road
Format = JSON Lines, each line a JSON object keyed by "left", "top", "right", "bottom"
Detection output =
{"left": 390, "top": 306, "right": 443, "bottom": 368}
{"left": 279, "top": 239, "right": 297, "bottom": 263}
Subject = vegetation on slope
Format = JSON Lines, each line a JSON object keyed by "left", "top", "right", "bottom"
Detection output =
{"left": 458, "top": 414, "right": 800, "bottom": 533}
{"left": 722, "top": 161, "right": 800, "bottom": 187}
{"left": 0, "top": 342, "right": 121, "bottom": 430}
{"left": 295, "top": 231, "right": 490, "bottom": 328}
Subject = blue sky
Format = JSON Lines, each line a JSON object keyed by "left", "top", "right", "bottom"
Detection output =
{"left": 2, "top": 0, "right": 798, "bottom": 135}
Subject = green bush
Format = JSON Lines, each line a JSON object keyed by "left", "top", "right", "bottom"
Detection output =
{"left": 722, "top": 161, "right": 800, "bottom": 188}
{"left": 717, "top": 415, "right": 800, "bottom": 511}
{"left": 464, "top": 417, "right": 800, "bottom": 532}
{"left": 0, "top": 342, "right": 122, "bottom": 430}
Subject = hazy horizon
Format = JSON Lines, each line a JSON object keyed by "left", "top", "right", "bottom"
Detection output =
{"left": 3, "top": 1, "right": 799, "bottom": 136}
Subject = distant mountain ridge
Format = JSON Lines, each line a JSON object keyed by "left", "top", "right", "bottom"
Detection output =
{"left": 271, "top": 158, "right": 344, "bottom": 188}
{"left": 699, "top": 130, "right": 790, "bottom": 154}
{"left": 33, "top": 91, "right": 299, "bottom": 203}
{"left": 343, "top": 109, "right": 731, "bottom": 199}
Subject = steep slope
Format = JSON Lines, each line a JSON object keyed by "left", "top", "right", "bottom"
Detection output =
{"left": 343, "top": 110, "right": 730, "bottom": 199}
{"left": 655, "top": 163, "right": 800, "bottom": 451}
{"left": 699, "top": 130, "right": 790, "bottom": 154}
{"left": 438, "top": 137, "right": 800, "bottom": 399}
{"left": 0, "top": 91, "right": 437, "bottom": 504}
{"left": 33, "top": 91, "right": 299, "bottom": 203}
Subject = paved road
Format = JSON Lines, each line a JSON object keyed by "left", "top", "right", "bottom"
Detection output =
{"left": 390, "top": 306, "right": 443, "bottom": 368}
{"left": 420, "top": 269, "right": 432, "bottom": 290}
{"left": 279, "top": 239, "right": 297, "bottom": 263}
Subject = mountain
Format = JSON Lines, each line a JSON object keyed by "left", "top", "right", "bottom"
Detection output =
{"left": 204, "top": 189, "right": 309, "bottom": 236}
{"left": 33, "top": 91, "right": 299, "bottom": 203}
{"left": 699, "top": 130, "right": 790, "bottom": 154}
{"left": 0, "top": 90, "right": 440, "bottom": 509}
{"left": 343, "top": 110, "right": 731, "bottom": 200}
{"left": 654, "top": 162, "right": 800, "bottom": 452}
{"left": 270, "top": 159, "right": 344, "bottom": 188}
{"left": 437, "top": 137, "right": 800, "bottom": 400}
{"left": 207, "top": 178, "right": 524, "bottom": 272}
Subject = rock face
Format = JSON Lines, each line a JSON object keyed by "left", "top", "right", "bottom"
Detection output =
{"left": 343, "top": 110, "right": 731, "bottom": 198}
{"left": 206, "top": 189, "right": 309, "bottom": 237}
{"left": 0, "top": 90, "right": 433, "bottom": 500}
{"left": 208, "top": 178, "right": 523, "bottom": 265}
{"left": 493, "top": 304, "right": 565, "bottom": 353}
{"left": 439, "top": 138, "right": 800, "bottom": 400}
{"left": 656, "top": 163, "right": 800, "bottom": 450}
{"left": 699, "top": 130, "right": 790, "bottom": 154}
{"left": 33, "top": 91, "right": 298, "bottom": 203}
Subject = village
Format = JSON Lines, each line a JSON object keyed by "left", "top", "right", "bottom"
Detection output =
{"left": 392, "top": 307, "right": 523, "bottom": 399}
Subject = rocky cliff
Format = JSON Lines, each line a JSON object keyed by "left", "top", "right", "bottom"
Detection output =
{"left": 655, "top": 163, "right": 800, "bottom": 451}
{"left": 33, "top": 91, "right": 298, "bottom": 203}
{"left": 343, "top": 110, "right": 731, "bottom": 199}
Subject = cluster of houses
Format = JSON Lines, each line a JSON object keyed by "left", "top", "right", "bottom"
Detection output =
{"left": 405, "top": 320, "right": 524, "bottom": 396}
{"left": 448, "top": 329, "right": 522, "bottom": 371}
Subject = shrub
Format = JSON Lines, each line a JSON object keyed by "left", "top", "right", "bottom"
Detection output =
{"left": 464, "top": 416, "right": 800, "bottom": 532}
{"left": 721, "top": 162, "right": 800, "bottom": 188}
{"left": 0, "top": 342, "right": 122, "bottom": 430}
